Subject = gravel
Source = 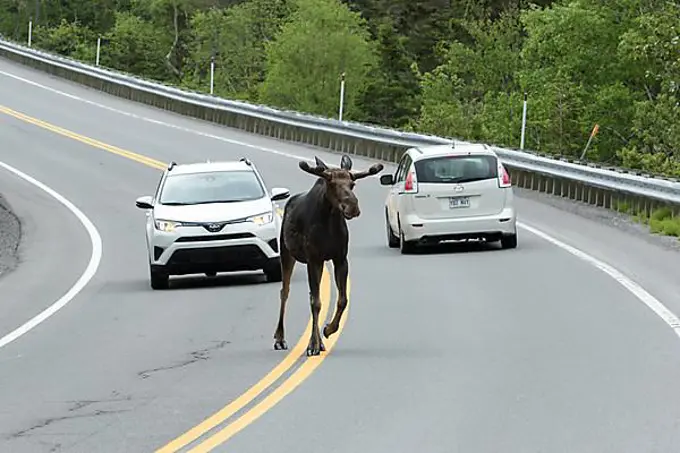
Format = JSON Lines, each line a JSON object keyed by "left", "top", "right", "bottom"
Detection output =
{"left": 0, "top": 193, "right": 21, "bottom": 277}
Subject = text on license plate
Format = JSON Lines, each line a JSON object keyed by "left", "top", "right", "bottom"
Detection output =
{"left": 449, "top": 196, "right": 470, "bottom": 208}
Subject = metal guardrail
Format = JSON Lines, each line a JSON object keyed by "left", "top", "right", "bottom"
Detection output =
{"left": 1, "top": 38, "right": 680, "bottom": 217}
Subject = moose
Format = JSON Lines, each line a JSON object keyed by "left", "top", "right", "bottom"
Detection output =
{"left": 273, "top": 154, "right": 384, "bottom": 356}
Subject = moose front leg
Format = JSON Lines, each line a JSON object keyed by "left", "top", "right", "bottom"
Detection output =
{"left": 306, "top": 260, "right": 326, "bottom": 356}
{"left": 274, "top": 243, "right": 295, "bottom": 350}
{"left": 323, "top": 257, "right": 348, "bottom": 339}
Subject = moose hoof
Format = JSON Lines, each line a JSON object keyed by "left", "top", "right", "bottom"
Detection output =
{"left": 274, "top": 340, "right": 288, "bottom": 350}
{"left": 306, "top": 341, "right": 324, "bottom": 356}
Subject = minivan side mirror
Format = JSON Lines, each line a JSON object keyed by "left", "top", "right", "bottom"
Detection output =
{"left": 271, "top": 187, "right": 290, "bottom": 201}
{"left": 135, "top": 196, "right": 154, "bottom": 209}
{"left": 379, "top": 174, "right": 394, "bottom": 186}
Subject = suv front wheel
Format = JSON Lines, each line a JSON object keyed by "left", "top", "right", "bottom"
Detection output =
{"left": 150, "top": 263, "right": 169, "bottom": 290}
{"left": 264, "top": 258, "right": 283, "bottom": 282}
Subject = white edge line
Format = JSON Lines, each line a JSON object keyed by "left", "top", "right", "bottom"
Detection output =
{"left": 518, "top": 221, "right": 680, "bottom": 338}
{"left": 2, "top": 68, "right": 680, "bottom": 343}
{"left": 0, "top": 160, "right": 102, "bottom": 349}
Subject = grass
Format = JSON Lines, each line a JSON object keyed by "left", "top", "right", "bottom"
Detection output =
{"left": 614, "top": 201, "right": 680, "bottom": 238}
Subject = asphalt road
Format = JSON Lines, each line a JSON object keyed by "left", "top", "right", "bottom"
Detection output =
{"left": 2, "top": 57, "right": 680, "bottom": 453}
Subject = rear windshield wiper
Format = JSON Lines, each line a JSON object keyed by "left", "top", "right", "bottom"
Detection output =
{"left": 440, "top": 177, "right": 491, "bottom": 183}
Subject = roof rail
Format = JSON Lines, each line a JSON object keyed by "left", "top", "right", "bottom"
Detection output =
{"left": 168, "top": 161, "right": 177, "bottom": 170}
{"left": 240, "top": 157, "right": 252, "bottom": 166}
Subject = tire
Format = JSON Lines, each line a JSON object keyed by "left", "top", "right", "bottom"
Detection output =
{"left": 501, "top": 233, "right": 518, "bottom": 249}
{"left": 264, "top": 258, "right": 283, "bottom": 282}
{"left": 150, "top": 264, "right": 169, "bottom": 290}
{"left": 398, "top": 219, "right": 417, "bottom": 254}
{"left": 385, "top": 210, "right": 399, "bottom": 248}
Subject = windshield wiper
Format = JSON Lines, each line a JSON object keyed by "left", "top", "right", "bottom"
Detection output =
{"left": 161, "top": 200, "right": 244, "bottom": 206}
{"left": 199, "top": 200, "right": 244, "bottom": 204}
{"left": 440, "top": 177, "right": 489, "bottom": 184}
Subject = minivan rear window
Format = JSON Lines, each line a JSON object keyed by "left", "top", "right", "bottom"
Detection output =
{"left": 414, "top": 154, "right": 498, "bottom": 184}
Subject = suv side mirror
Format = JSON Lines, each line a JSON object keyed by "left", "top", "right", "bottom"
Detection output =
{"left": 271, "top": 187, "right": 290, "bottom": 201}
{"left": 380, "top": 174, "right": 394, "bottom": 186}
{"left": 135, "top": 196, "right": 154, "bottom": 209}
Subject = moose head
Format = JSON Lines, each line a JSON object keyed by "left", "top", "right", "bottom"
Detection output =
{"left": 299, "top": 154, "right": 384, "bottom": 220}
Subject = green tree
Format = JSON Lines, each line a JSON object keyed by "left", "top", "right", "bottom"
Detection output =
{"left": 32, "top": 19, "right": 96, "bottom": 62}
{"left": 415, "top": 9, "right": 524, "bottom": 143}
{"left": 518, "top": 0, "right": 638, "bottom": 159}
{"left": 259, "top": 0, "right": 378, "bottom": 120}
{"left": 617, "top": 1, "right": 680, "bottom": 171}
{"left": 100, "top": 10, "right": 173, "bottom": 81}
{"left": 355, "top": 17, "right": 421, "bottom": 128}
{"left": 185, "top": 0, "right": 292, "bottom": 101}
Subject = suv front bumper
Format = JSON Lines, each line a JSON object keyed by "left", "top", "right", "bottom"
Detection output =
{"left": 149, "top": 222, "right": 280, "bottom": 276}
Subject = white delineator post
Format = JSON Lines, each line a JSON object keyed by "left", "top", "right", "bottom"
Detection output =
{"left": 28, "top": 20, "right": 32, "bottom": 47}
{"left": 338, "top": 72, "right": 345, "bottom": 121}
{"left": 520, "top": 92, "right": 527, "bottom": 150}
{"left": 95, "top": 36, "right": 101, "bottom": 66}
{"left": 210, "top": 56, "right": 215, "bottom": 95}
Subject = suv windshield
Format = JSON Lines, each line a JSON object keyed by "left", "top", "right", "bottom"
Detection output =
{"left": 159, "top": 170, "right": 265, "bottom": 205}
{"left": 415, "top": 154, "right": 498, "bottom": 184}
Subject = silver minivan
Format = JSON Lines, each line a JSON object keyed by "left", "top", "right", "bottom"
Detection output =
{"left": 380, "top": 143, "right": 517, "bottom": 253}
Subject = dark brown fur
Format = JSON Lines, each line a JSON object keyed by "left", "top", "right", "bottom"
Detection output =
{"left": 273, "top": 154, "right": 384, "bottom": 356}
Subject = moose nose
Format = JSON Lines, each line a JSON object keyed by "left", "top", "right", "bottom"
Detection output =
{"left": 341, "top": 203, "right": 360, "bottom": 219}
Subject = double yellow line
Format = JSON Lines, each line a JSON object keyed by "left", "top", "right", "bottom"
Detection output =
{"left": 0, "top": 104, "right": 350, "bottom": 451}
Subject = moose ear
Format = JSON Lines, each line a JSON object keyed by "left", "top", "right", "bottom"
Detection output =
{"left": 340, "top": 154, "right": 353, "bottom": 170}
{"left": 314, "top": 156, "right": 329, "bottom": 170}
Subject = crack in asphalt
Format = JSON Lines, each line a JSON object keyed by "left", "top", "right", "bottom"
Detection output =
{"left": 137, "top": 340, "right": 231, "bottom": 379}
{"left": 8, "top": 409, "right": 130, "bottom": 439}
{"left": 6, "top": 392, "right": 134, "bottom": 443}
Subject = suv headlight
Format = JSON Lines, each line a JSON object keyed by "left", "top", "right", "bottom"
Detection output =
{"left": 154, "top": 219, "right": 184, "bottom": 232}
{"left": 247, "top": 211, "right": 273, "bottom": 225}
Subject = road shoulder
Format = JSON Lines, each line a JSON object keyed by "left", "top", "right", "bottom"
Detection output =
{"left": 0, "top": 191, "right": 20, "bottom": 277}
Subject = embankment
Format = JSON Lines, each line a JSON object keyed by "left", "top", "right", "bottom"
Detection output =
{"left": 0, "top": 193, "right": 20, "bottom": 276}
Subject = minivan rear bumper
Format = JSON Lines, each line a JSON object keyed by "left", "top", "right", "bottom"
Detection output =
{"left": 401, "top": 207, "right": 516, "bottom": 242}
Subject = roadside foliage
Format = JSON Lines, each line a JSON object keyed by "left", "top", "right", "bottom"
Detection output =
{"left": 0, "top": 0, "right": 678, "bottom": 177}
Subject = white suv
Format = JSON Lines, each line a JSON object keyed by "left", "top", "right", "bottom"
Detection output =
{"left": 380, "top": 143, "right": 517, "bottom": 253}
{"left": 135, "top": 158, "right": 290, "bottom": 289}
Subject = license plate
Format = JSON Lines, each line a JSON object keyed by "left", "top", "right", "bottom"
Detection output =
{"left": 449, "top": 196, "right": 470, "bottom": 208}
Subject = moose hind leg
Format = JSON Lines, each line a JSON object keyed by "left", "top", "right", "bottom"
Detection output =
{"left": 274, "top": 241, "right": 295, "bottom": 350}
{"left": 323, "top": 257, "right": 349, "bottom": 339}
{"left": 306, "top": 260, "right": 325, "bottom": 356}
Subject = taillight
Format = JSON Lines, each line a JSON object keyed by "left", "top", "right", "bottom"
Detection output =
{"left": 404, "top": 169, "right": 418, "bottom": 193}
{"left": 498, "top": 165, "right": 511, "bottom": 188}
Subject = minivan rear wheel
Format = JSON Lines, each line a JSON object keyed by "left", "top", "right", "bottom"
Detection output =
{"left": 385, "top": 210, "right": 399, "bottom": 248}
{"left": 501, "top": 233, "right": 518, "bottom": 249}
{"left": 398, "top": 219, "right": 417, "bottom": 254}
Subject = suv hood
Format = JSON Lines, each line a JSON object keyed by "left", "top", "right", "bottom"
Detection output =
{"left": 153, "top": 198, "right": 273, "bottom": 223}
